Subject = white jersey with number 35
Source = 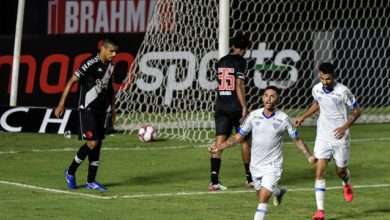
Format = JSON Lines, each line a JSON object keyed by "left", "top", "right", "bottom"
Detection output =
{"left": 312, "top": 82, "right": 358, "bottom": 144}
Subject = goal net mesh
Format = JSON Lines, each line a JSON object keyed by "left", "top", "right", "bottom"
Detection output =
{"left": 115, "top": 0, "right": 390, "bottom": 143}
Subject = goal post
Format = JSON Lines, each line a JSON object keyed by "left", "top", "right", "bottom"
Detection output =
{"left": 115, "top": 0, "right": 390, "bottom": 143}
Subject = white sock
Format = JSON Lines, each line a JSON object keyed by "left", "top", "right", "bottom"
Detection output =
{"left": 341, "top": 169, "right": 350, "bottom": 186}
{"left": 315, "top": 179, "right": 326, "bottom": 211}
{"left": 254, "top": 203, "right": 268, "bottom": 220}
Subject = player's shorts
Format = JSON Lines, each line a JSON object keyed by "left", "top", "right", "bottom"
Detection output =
{"left": 214, "top": 110, "right": 242, "bottom": 136}
{"left": 314, "top": 140, "right": 350, "bottom": 168}
{"left": 78, "top": 109, "right": 106, "bottom": 140}
{"left": 251, "top": 165, "right": 282, "bottom": 192}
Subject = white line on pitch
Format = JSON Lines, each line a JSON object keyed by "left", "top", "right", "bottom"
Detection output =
{"left": 0, "top": 180, "right": 116, "bottom": 200}
{"left": 0, "top": 137, "right": 390, "bottom": 155}
{"left": 0, "top": 180, "right": 388, "bottom": 200}
{"left": 121, "top": 184, "right": 390, "bottom": 199}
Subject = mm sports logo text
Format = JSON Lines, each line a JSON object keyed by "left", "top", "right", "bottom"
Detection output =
{"left": 136, "top": 42, "right": 301, "bottom": 106}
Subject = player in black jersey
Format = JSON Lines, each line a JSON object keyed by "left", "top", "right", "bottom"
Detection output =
{"left": 55, "top": 37, "right": 118, "bottom": 190}
{"left": 208, "top": 33, "right": 253, "bottom": 191}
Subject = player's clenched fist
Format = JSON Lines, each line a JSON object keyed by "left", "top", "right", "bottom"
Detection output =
{"left": 208, "top": 145, "right": 219, "bottom": 154}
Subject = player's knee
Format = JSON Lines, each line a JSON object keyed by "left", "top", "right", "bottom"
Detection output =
{"left": 86, "top": 141, "right": 99, "bottom": 149}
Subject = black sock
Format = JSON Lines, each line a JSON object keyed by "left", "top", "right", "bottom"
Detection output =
{"left": 244, "top": 163, "right": 253, "bottom": 182}
{"left": 68, "top": 143, "right": 91, "bottom": 175}
{"left": 87, "top": 163, "right": 99, "bottom": 183}
{"left": 87, "top": 142, "right": 102, "bottom": 183}
{"left": 210, "top": 158, "right": 221, "bottom": 185}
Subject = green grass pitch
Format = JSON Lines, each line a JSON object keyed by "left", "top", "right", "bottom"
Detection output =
{"left": 0, "top": 123, "right": 389, "bottom": 219}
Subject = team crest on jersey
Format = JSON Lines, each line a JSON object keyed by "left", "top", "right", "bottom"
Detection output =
{"left": 273, "top": 123, "right": 281, "bottom": 130}
{"left": 254, "top": 121, "right": 261, "bottom": 126}
{"left": 332, "top": 97, "right": 341, "bottom": 104}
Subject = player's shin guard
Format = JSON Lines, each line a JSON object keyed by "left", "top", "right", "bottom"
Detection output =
{"left": 254, "top": 203, "right": 267, "bottom": 220}
{"left": 210, "top": 158, "right": 221, "bottom": 185}
{"left": 315, "top": 179, "right": 326, "bottom": 211}
{"left": 68, "top": 143, "right": 91, "bottom": 175}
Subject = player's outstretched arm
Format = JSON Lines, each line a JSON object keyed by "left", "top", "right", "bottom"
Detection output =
{"left": 295, "top": 102, "right": 320, "bottom": 126}
{"left": 292, "top": 137, "right": 317, "bottom": 164}
{"left": 208, "top": 133, "right": 245, "bottom": 154}
{"left": 55, "top": 75, "right": 79, "bottom": 118}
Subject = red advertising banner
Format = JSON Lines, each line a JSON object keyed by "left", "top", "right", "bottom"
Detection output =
{"left": 0, "top": 34, "right": 144, "bottom": 107}
{"left": 47, "top": 0, "right": 174, "bottom": 34}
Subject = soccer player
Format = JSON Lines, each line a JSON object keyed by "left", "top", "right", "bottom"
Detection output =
{"left": 208, "top": 32, "right": 253, "bottom": 191}
{"left": 55, "top": 37, "right": 119, "bottom": 190}
{"left": 209, "top": 86, "right": 316, "bottom": 220}
{"left": 295, "top": 62, "right": 362, "bottom": 220}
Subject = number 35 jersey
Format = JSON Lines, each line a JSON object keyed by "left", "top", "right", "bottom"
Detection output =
{"left": 215, "top": 54, "right": 248, "bottom": 111}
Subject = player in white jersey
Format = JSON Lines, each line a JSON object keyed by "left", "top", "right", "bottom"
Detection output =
{"left": 295, "top": 63, "right": 361, "bottom": 220}
{"left": 209, "top": 86, "right": 316, "bottom": 220}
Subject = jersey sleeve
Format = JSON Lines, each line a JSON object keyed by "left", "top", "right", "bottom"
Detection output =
{"left": 311, "top": 87, "right": 318, "bottom": 103}
{"left": 285, "top": 117, "right": 299, "bottom": 139}
{"left": 74, "top": 60, "right": 89, "bottom": 79}
{"left": 238, "top": 112, "right": 253, "bottom": 136}
{"left": 235, "top": 58, "right": 247, "bottom": 81}
{"left": 342, "top": 88, "right": 358, "bottom": 109}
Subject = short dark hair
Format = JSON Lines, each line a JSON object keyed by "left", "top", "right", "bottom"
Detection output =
{"left": 102, "top": 36, "right": 119, "bottom": 47}
{"left": 319, "top": 62, "right": 335, "bottom": 75}
{"left": 264, "top": 85, "right": 280, "bottom": 96}
{"left": 232, "top": 32, "right": 251, "bottom": 49}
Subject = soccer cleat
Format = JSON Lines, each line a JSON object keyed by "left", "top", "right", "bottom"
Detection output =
{"left": 343, "top": 184, "right": 354, "bottom": 203}
{"left": 208, "top": 183, "right": 228, "bottom": 191}
{"left": 245, "top": 181, "right": 255, "bottom": 188}
{"left": 85, "top": 181, "right": 107, "bottom": 191}
{"left": 312, "top": 210, "right": 325, "bottom": 220}
{"left": 273, "top": 188, "right": 287, "bottom": 207}
{"left": 64, "top": 169, "right": 77, "bottom": 190}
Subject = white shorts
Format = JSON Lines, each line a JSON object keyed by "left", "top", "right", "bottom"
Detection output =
{"left": 251, "top": 166, "right": 282, "bottom": 192}
{"left": 314, "top": 140, "right": 350, "bottom": 168}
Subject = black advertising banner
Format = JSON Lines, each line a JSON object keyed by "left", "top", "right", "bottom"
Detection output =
{"left": 0, "top": 34, "right": 144, "bottom": 108}
{"left": 0, "top": 106, "right": 77, "bottom": 134}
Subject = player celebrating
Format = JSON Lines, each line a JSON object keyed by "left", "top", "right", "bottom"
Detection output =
{"left": 209, "top": 86, "right": 316, "bottom": 220}
{"left": 55, "top": 37, "right": 118, "bottom": 190}
{"left": 208, "top": 32, "right": 253, "bottom": 191}
{"left": 295, "top": 62, "right": 361, "bottom": 220}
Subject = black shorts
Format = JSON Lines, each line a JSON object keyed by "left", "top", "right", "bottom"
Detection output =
{"left": 78, "top": 110, "right": 106, "bottom": 140}
{"left": 214, "top": 110, "right": 242, "bottom": 136}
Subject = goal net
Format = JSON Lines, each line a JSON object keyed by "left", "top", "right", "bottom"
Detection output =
{"left": 115, "top": 0, "right": 390, "bottom": 143}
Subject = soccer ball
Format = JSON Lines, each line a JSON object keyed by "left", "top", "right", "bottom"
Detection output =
{"left": 138, "top": 125, "right": 157, "bottom": 142}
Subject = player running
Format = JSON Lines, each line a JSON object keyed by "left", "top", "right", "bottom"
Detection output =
{"left": 295, "top": 62, "right": 362, "bottom": 220}
{"left": 209, "top": 86, "right": 316, "bottom": 220}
